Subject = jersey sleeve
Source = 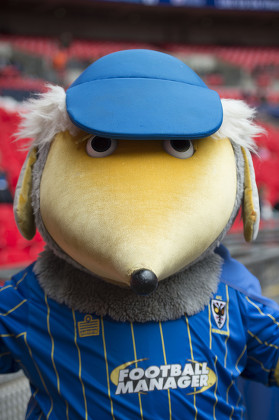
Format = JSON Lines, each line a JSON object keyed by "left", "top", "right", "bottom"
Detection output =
{"left": 0, "top": 269, "right": 29, "bottom": 373}
{"left": 239, "top": 292, "right": 279, "bottom": 387}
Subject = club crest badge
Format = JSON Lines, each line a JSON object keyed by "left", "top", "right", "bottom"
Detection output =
{"left": 211, "top": 299, "right": 227, "bottom": 329}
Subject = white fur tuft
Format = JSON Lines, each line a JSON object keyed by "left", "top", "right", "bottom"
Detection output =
{"left": 16, "top": 90, "right": 264, "bottom": 153}
{"left": 15, "top": 84, "right": 79, "bottom": 150}
{"left": 213, "top": 99, "right": 265, "bottom": 152}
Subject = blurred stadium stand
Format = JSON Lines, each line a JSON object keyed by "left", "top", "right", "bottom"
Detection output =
{"left": 1, "top": 0, "right": 279, "bottom": 46}
{"left": 1, "top": 0, "right": 279, "bottom": 419}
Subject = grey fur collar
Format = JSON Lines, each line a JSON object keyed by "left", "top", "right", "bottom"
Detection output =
{"left": 34, "top": 248, "right": 222, "bottom": 322}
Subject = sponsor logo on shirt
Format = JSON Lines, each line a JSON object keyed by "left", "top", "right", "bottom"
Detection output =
{"left": 78, "top": 315, "right": 100, "bottom": 337}
{"left": 110, "top": 359, "right": 216, "bottom": 395}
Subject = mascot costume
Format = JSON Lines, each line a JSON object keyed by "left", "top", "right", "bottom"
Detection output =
{"left": 0, "top": 49, "right": 279, "bottom": 419}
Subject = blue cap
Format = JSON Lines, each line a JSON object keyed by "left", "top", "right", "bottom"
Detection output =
{"left": 66, "top": 49, "right": 223, "bottom": 140}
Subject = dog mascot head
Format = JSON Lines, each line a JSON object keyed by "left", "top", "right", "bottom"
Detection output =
{"left": 13, "top": 49, "right": 262, "bottom": 321}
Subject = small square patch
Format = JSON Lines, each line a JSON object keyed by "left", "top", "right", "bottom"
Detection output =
{"left": 78, "top": 315, "right": 100, "bottom": 337}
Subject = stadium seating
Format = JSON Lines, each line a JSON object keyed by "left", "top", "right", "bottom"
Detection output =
{"left": 167, "top": 44, "right": 279, "bottom": 72}
{"left": 0, "top": 106, "right": 44, "bottom": 268}
{"left": 0, "top": 35, "right": 152, "bottom": 61}
{"left": 1, "top": 35, "right": 279, "bottom": 72}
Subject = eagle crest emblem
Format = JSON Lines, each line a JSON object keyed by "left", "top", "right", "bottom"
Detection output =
{"left": 211, "top": 299, "right": 227, "bottom": 329}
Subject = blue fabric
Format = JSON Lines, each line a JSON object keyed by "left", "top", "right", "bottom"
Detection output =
{"left": 238, "top": 379, "right": 279, "bottom": 420}
{"left": 215, "top": 244, "right": 262, "bottom": 296}
{"left": 216, "top": 244, "right": 279, "bottom": 310}
{"left": 0, "top": 249, "right": 279, "bottom": 419}
{"left": 66, "top": 49, "right": 223, "bottom": 140}
{"left": 215, "top": 245, "right": 279, "bottom": 420}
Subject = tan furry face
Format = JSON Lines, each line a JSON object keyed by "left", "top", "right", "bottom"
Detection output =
{"left": 40, "top": 132, "right": 237, "bottom": 287}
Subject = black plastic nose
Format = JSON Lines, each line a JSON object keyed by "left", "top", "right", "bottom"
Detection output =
{"left": 130, "top": 269, "right": 158, "bottom": 296}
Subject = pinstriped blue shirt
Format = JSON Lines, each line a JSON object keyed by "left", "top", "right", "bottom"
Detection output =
{"left": 0, "top": 247, "right": 279, "bottom": 420}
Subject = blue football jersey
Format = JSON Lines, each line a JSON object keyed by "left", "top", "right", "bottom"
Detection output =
{"left": 0, "top": 247, "right": 279, "bottom": 420}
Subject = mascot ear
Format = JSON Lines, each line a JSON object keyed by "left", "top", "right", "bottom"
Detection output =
{"left": 13, "top": 84, "right": 79, "bottom": 240}
{"left": 241, "top": 147, "right": 260, "bottom": 242}
{"left": 213, "top": 99, "right": 264, "bottom": 242}
{"left": 13, "top": 148, "right": 37, "bottom": 240}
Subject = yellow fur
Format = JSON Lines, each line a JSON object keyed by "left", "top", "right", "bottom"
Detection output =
{"left": 14, "top": 148, "right": 37, "bottom": 240}
{"left": 40, "top": 131, "right": 237, "bottom": 286}
{"left": 242, "top": 147, "right": 258, "bottom": 242}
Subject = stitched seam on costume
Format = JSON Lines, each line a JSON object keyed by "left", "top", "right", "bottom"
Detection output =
{"left": 246, "top": 297, "right": 279, "bottom": 327}
{"left": 247, "top": 356, "right": 274, "bottom": 373}
{"left": 69, "top": 77, "right": 209, "bottom": 90}
{"left": 0, "top": 272, "right": 27, "bottom": 294}
{"left": 0, "top": 300, "right": 27, "bottom": 316}
{"left": 235, "top": 345, "right": 247, "bottom": 374}
{"left": 248, "top": 330, "right": 279, "bottom": 350}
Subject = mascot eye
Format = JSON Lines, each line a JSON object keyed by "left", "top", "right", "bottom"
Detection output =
{"left": 163, "top": 140, "right": 194, "bottom": 159}
{"left": 86, "top": 136, "right": 117, "bottom": 157}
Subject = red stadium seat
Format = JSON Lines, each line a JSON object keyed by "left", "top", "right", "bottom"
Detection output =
{"left": 0, "top": 107, "right": 44, "bottom": 268}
